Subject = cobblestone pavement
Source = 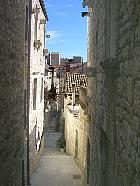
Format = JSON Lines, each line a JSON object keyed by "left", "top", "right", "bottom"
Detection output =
{"left": 31, "top": 112, "right": 82, "bottom": 186}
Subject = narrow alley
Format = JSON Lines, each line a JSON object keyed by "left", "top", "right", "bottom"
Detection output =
{"left": 31, "top": 112, "right": 82, "bottom": 186}
{"left": 1, "top": 1, "right": 140, "bottom": 186}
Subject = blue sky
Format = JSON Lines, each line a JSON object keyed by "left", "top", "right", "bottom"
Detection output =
{"left": 44, "top": 0, "right": 88, "bottom": 62}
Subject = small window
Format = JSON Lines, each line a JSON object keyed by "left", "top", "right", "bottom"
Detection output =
{"left": 34, "top": 19, "right": 37, "bottom": 41}
{"left": 33, "top": 78, "right": 37, "bottom": 110}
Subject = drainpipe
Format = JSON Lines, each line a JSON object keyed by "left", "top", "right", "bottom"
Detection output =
{"left": 26, "top": 0, "right": 32, "bottom": 185}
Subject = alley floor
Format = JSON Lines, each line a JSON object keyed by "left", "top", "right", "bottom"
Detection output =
{"left": 31, "top": 113, "right": 82, "bottom": 186}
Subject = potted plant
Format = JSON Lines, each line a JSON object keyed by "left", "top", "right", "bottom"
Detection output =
{"left": 56, "top": 135, "right": 66, "bottom": 153}
{"left": 33, "top": 40, "right": 42, "bottom": 50}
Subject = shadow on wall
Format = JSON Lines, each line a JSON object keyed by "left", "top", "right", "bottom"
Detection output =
{"left": 28, "top": 125, "right": 45, "bottom": 176}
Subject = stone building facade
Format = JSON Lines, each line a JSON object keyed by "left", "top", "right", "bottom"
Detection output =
{"left": 28, "top": 0, "right": 48, "bottom": 175}
{"left": 64, "top": 87, "right": 91, "bottom": 186}
{"left": 0, "top": 1, "right": 26, "bottom": 186}
{"left": 63, "top": 73, "right": 89, "bottom": 185}
{"left": 87, "top": 0, "right": 140, "bottom": 185}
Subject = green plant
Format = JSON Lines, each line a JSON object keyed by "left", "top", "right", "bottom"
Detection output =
{"left": 57, "top": 135, "right": 66, "bottom": 149}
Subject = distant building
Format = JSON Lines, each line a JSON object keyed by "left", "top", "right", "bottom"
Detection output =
{"left": 58, "top": 57, "right": 83, "bottom": 76}
{"left": 73, "top": 56, "right": 82, "bottom": 63}
{"left": 50, "top": 52, "right": 60, "bottom": 66}
{"left": 60, "top": 58, "right": 69, "bottom": 63}
{"left": 71, "top": 62, "right": 87, "bottom": 74}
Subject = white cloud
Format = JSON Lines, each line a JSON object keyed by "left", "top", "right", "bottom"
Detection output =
{"left": 66, "top": 4, "right": 75, "bottom": 8}
{"left": 46, "top": 39, "right": 57, "bottom": 45}
{"left": 45, "top": 31, "right": 58, "bottom": 45}
{"left": 55, "top": 12, "right": 69, "bottom": 18}
{"left": 45, "top": 29, "right": 70, "bottom": 46}
{"left": 46, "top": 30, "right": 60, "bottom": 39}
{"left": 45, "top": 30, "right": 65, "bottom": 45}
{"left": 46, "top": 4, "right": 54, "bottom": 8}
{"left": 60, "top": 39, "right": 65, "bottom": 42}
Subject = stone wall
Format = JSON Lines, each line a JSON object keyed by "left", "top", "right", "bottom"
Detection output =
{"left": 88, "top": 0, "right": 140, "bottom": 185}
{"left": 0, "top": 1, "right": 25, "bottom": 186}
{"left": 64, "top": 95, "right": 89, "bottom": 185}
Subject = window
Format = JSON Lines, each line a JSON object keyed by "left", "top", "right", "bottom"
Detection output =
{"left": 45, "top": 70, "right": 48, "bottom": 76}
{"left": 33, "top": 78, "right": 37, "bottom": 110}
{"left": 34, "top": 19, "right": 37, "bottom": 41}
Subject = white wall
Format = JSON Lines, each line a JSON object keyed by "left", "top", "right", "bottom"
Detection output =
{"left": 29, "top": 0, "right": 46, "bottom": 150}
